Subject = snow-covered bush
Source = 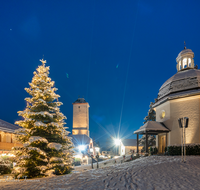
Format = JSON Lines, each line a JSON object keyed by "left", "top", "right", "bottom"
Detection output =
{"left": 168, "top": 144, "right": 200, "bottom": 155}
{"left": 0, "top": 157, "right": 12, "bottom": 175}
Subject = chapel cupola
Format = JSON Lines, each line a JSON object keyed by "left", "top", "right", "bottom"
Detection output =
{"left": 176, "top": 42, "right": 194, "bottom": 72}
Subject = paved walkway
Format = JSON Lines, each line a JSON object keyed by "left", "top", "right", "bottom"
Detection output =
{"left": 0, "top": 156, "right": 200, "bottom": 190}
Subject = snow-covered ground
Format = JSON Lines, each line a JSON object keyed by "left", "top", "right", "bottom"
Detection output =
{"left": 1, "top": 156, "right": 200, "bottom": 190}
{"left": 74, "top": 155, "right": 132, "bottom": 172}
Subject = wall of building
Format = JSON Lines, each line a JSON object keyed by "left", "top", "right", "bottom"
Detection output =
{"left": 72, "top": 129, "right": 88, "bottom": 135}
{"left": 170, "top": 96, "right": 200, "bottom": 145}
{"left": 156, "top": 95, "right": 200, "bottom": 146}
{"left": 0, "top": 131, "right": 22, "bottom": 150}
{"left": 156, "top": 101, "right": 171, "bottom": 126}
{"left": 120, "top": 145, "right": 142, "bottom": 156}
{"left": 72, "top": 103, "right": 89, "bottom": 136}
{"left": 125, "top": 146, "right": 142, "bottom": 155}
{"left": 0, "top": 132, "right": 15, "bottom": 143}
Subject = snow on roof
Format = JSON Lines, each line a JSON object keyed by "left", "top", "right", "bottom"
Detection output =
{"left": 159, "top": 69, "right": 200, "bottom": 91}
{"left": 121, "top": 139, "right": 142, "bottom": 147}
{"left": 153, "top": 88, "right": 200, "bottom": 108}
{"left": 176, "top": 48, "right": 194, "bottom": 58}
{"left": 134, "top": 121, "right": 169, "bottom": 134}
{"left": 73, "top": 98, "right": 87, "bottom": 104}
{"left": 0, "top": 119, "right": 21, "bottom": 133}
{"left": 71, "top": 134, "right": 92, "bottom": 146}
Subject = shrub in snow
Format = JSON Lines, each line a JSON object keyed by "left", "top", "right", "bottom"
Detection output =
{"left": 0, "top": 157, "right": 12, "bottom": 175}
{"left": 12, "top": 59, "right": 73, "bottom": 178}
{"left": 167, "top": 143, "right": 200, "bottom": 155}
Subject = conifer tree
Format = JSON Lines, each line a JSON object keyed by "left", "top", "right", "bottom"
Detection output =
{"left": 13, "top": 59, "right": 73, "bottom": 178}
{"left": 143, "top": 102, "right": 156, "bottom": 124}
{"left": 140, "top": 102, "right": 156, "bottom": 152}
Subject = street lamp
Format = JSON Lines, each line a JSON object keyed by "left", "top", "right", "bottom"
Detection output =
{"left": 78, "top": 145, "right": 86, "bottom": 152}
{"left": 114, "top": 138, "right": 121, "bottom": 146}
{"left": 178, "top": 117, "right": 189, "bottom": 162}
{"left": 114, "top": 138, "right": 121, "bottom": 156}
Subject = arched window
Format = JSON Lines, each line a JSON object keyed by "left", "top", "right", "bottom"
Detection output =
{"left": 183, "top": 58, "right": 187, "bottom": 68}
{"left": 179, "top": 61, "right": 182, "bottom": 70}
{"left": 188, "top": 58, "right": 191, "bottom": 67}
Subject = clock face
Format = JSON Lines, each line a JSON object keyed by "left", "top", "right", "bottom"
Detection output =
{"left": 160, "top": 110, "right": 165, "bottom": 119}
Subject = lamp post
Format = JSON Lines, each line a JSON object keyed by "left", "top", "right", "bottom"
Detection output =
{"left": 178, "top": 117, "right": 189, "bottom": 162}
{"left": 96, "top": 153, "right": 99, "bottom": 169}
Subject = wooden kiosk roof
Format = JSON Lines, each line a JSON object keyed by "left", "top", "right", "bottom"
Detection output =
{"left": 134, "top": 121, "right": 170, "bottom": 135}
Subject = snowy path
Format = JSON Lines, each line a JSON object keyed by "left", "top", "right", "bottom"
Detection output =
{"left": 1, "top": 156, "right": 200, "bottom": 190}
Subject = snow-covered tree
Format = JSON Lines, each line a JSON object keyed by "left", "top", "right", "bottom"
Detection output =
{"left": 139, "top": 135, "right": 156, "bottom": 147}
{"left": 140, "top": 102, "right": 156, "bottom": 152}
{"left": 143, "top": 102, "right": 156, "bottom": 124}
{"left": 12, "top": 59, "right": 73, "bottom": 178}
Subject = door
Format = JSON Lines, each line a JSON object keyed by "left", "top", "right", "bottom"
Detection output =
{"left": 161, "top": 136, "right": 166, "bottom": 153}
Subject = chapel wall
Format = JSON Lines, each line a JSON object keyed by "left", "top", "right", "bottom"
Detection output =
{"left": 156, "top": 101, "right": 172, "bottom": 146}
{"left": 170, "top": 96, "right": 200, "bottom": 145}
{"left": 156, "top": 101, "right": 171, "bottom": 126}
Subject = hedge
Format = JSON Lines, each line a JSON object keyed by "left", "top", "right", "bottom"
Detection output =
{"left": 167, "top": 144, "right": 200, "bottom": 155}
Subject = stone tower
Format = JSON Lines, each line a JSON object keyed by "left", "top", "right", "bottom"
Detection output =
{"left": 72, "top": 98, "right": 90, "bottom": 136}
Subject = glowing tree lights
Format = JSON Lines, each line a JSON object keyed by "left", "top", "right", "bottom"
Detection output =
{"left": 12, "top": 59, "right": 73, "bottom": 178}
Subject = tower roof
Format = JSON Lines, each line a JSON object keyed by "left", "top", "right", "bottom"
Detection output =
{"left": 73, "top": 98, "right": 87, "bottom": 104}
{"left": 176, "top": 47, "right": 195, "bottom": 72}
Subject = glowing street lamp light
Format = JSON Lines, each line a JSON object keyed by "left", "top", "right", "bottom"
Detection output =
{"left": 114, "top": 139, "right": 121, "bottom": 146}
{"left": 78, "top": 145, "right": 86, "bottom": 152}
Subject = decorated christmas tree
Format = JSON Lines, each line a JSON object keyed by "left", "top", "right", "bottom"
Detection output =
{"left": 12, "top": 59, "right": 73, "bottom": 178}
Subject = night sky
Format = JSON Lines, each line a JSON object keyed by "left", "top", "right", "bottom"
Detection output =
{"left": 1, "top": 0, "right": 200, "bottom": 147}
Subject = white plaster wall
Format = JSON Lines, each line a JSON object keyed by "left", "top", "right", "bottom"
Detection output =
{"left": 170, "top": 96, "right": 200, "bottom": 145}
{"left": 156, "top": 101, "right": 171, "bottom": 126}
{"left": 156, "top": 95, "right": 200, "bottom": 146}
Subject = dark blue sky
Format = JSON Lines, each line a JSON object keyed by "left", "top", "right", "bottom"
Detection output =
{"left": 1, "top": 0, "right": 200, "bottom": 147}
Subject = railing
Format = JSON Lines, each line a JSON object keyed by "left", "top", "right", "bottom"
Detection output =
{"left": 0, "top": 142, "right": 23, "bottom": 150}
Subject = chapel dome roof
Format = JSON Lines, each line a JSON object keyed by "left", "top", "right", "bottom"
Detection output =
{"left": 157, "top": 68, "right": 200, "bottom": 101}
{"left": 177, "top": 48, "right": 193, "bottom": 57}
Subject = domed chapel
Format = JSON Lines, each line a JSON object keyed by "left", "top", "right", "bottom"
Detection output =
{"left": 134, "top": 45, "right": 200, "bottom": 153}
